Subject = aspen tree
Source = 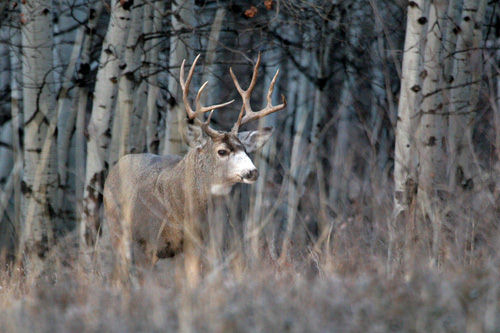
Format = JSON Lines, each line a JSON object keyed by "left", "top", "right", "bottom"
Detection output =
{"left": 163, "top": 0, "right": 193, "bottom": 155}
{"left": 82, "top": 0, "right": 132, "bottom": 244}
{"left": 393, "top": 0, "right": 425, "bottom": 222}
{"left": 448, "top": 0, "right": 487, "bottom": 190}
{"left": 20, "top": 0, "right": 58, "bottom": 269}
{"left": 416, "top": 0, "right": 448, "bottom": 260}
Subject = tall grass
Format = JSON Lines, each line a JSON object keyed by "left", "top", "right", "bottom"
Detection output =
{"left": 1, "top": 160, "right": 499, "bottom": 332}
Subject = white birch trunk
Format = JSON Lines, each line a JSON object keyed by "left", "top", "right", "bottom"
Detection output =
{"left": 20, "top": 0, "right": 58, "bottom": 268}
{"left": 163, "top": 0, "right": 192, "bottom": 155}
{"left": 55, "top": 24, "right": 86, "bottom": 220}
{"left": 393, "top": 0, "right": 425, "bottom": 219}
{"left": 391, "top": 0, "right": 426, "bottom": 270}
{"left": 448, "top": 0, "right": 487, "bottom": 190}
{"left": 442, "top": 0, "right": 462, "bottom": 84}
{"left": 82, "top": 0, "right": 132, "bottom": 244}
{"left": 416, "top": 0, "right": 448, "bottom": 260}
{"left": 74, "top": 2, "right": 102, "bottom": 246}
{"left": 0, "top": 32, "right": 9, "bottom": 124}
{"left": 9, "top": 26, "right": 23, "bottom": 246}
{"left": 487, "top": 33, "right": 500, "bottom": 232}
{"left": 199, "top": 8, "right": 226, "bottom": 108}
{"left": 52, "top": 0, "right": 86, "bottom": 90}
{"left": 145, "top": 0, "right": 165, "bottom": 154}
{"left": 0, "top": 121, "right": 13, "bottom": 183}
{"left": 108, "top": 0, "right": 144, "bottom": 166}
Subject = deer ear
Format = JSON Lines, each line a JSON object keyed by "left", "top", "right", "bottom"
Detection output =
{"left": 185, "top": 123, "right": 207, "bottom": 148}
{"left": 238, "top": 127, "right": 273, "bottom": 153}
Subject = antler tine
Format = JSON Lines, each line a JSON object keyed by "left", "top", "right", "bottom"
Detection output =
{"left": 266, "top": 68, "right": 280, "bottom": 106}
{"left": 180, "top": 54, "right": 201, "bottom": 119}
{"left": 180, "top": 54, "right": 234, "bottom": 121}
{"left": 247, "top": 52, "right": 261, "bottom": 95}
{"left": 230, "top": 53, "right": 287, "bottom": 133}
{"left": 200, "top": 111, "right": 221, "bottom": 138}
{"left": 230, "top": 53, "right": 261, "bottom": 96}
{"left": 195, "top": 81, "right": 234, "bottom": 113}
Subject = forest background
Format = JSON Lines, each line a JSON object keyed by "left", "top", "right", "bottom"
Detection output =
{"left": 0, "top": 0, "right": 499, "bottom": 331}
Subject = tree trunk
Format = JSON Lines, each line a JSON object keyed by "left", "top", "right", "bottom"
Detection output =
{"left": 448, "top": 0, "right": 487, "bottom": 191}
{"left": 20, "top": 0, "right": 58, "bottom": 270}
{"left": 247, "top": 49, "right": 281, "bottom": 258}
{"left": 415, "top": 0, "right": 448, "bottom": 261}
{"left": 108, "top": 0, "right": 144, "bottom": 166}
{"left": 8, "top": 25, "right": 23, "bottom": 252}
{"left": 441, "top": 0, "right": 462, "bottom": 84}
{"left": 145, "top": 0, "right": 166, "bottom": 154}
{"left": 74, "top": 1, "right": 101, "bottom": 246}
{"left": 200, "top": 8, "right": 226, "bottom": 108}
{"left": 0, "top": 121, "right": 13, "bottom": 184}
{"left": 55, "top": 20, "right": 89, "bottom": 225}
{"left": 163, "top": 0, "right": 192, "bottom": 155}
{"left": 82, "top": 0, "right": 132, "bottom": 245}
{"left": 329, "top": 71, "right": 354, "bottom": 207}
{"left": 392, "top": 0, "right": 426, "bottom": 267}
{"left": 282, "top": 49, "right": 313, "bottom": 258}
{"left": 329, "top": 1, "right": 366, "bottom": 210}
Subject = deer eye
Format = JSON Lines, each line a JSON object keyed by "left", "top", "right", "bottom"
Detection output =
{"left": 217, "top": 149, "right": 229, "bottom": 157}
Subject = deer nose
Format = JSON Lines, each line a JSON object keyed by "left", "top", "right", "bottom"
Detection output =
{"left": 243, "top": 169, "right": 259, "bottom": 182}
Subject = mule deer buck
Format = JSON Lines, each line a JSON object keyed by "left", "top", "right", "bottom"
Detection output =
{"left": 103, "top": 54, "right": 286, "bottom": 274}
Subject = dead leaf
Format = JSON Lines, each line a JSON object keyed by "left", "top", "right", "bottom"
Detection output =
{"left": 245, "top": 6, "right": 258, "bottom": 18}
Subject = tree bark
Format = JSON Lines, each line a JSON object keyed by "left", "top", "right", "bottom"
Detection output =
{"left": 108, "top": 0, "right": 144, "bottom": 166}
{"left": 441, "top": 0, "right": 462, "bottom": 85}
{"left": 74, "top": 1, "right": 101, "bottom": 246}
{"left": 448, "top": 0, "right": 487, "bottom": 191}
{"left": 163, "top": 0, "right": 192, "bottom": 155}
{"left": 82, "top": 0, "right": 132, "bottom": 245}
{"left": 8, "top": 25, "right": 23, "bottom": 252}
{"left": 20, "top": 0, "right": 58, "bottom": 269}
{"left": 282, "top": 49, "right": 313, "bottom": 258}
{"left": 0, "top": 121, "right": 13, "bottom": 184}
{"left": 199, "top": 8, "right": 226, "bottom": 108}
{"left": 55, "top": 18, "right": 89, "bottom": 224}
{"left": 392, "top": 0, "right": 426, "bottom": 267}
{"left": 248, "top": 48, "right": 281, "bottom": 258}
{"left": 145, "top": 0, "right": 166, "bottom": 154}
{"left": 329, "top": 3, "right": 364, "bottom": 208}
{"left": 415, "top": 0, "right": 448, "bottom": 261}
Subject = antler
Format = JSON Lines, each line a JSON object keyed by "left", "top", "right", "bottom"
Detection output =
{"left": 180, "top": 54, "right": 234, "bottom": 137}
{"left": 229, "top": 53, "right": 287, "bottom": 133}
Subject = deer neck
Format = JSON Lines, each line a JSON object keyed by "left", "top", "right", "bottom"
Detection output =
{"left": 159, "top": 149, "right": 212, "bottom": 220}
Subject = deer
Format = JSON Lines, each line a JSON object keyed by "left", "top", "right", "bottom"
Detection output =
{"left": 103, "top": 54, "right": 286, "bottom": 276}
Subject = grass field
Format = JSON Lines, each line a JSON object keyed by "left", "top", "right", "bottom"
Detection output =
{"left": 1, "top": 185, "right": 498, "bottom": 332}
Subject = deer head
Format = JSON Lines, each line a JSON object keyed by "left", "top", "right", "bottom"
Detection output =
{"left": 180, "top": 54, "right": 286, "bottom": 195}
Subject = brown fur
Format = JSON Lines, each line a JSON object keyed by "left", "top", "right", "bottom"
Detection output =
{"left": 103, "top": 134, "right": 248, "bottom": 269}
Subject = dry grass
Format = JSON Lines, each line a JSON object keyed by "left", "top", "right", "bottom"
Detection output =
{"left": 1, "top": 194, "right": 499, "bottom": 333}
{"left": 0, "top": 255, "right": 499, "bottom": 332}
{"left": 1, "top": 153, "right": 499, "bottom": 332}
